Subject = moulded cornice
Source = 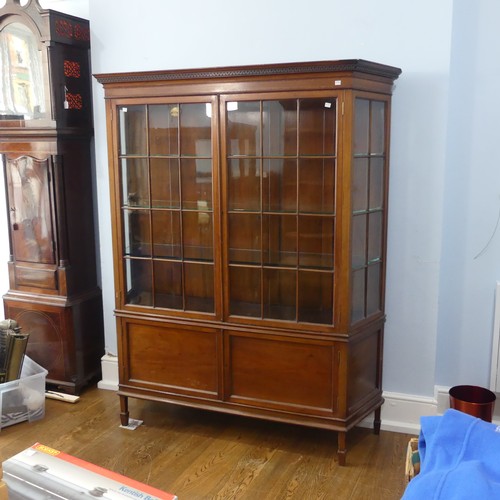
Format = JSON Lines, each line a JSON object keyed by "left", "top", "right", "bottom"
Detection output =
{"left": 95, "top": 59, "right": 402, "bottom": 86}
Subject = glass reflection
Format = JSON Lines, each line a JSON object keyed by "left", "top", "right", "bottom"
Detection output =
{"left": 370, "top": 101, "right": 386, "bottom": 155}
{"left": 367, "top": 211, "right": 382, "bottom": 262}
{"left": 228, "top": 213, "right": 261, "bottom": 264}
{"left": 182, "top": 210, "right": 213, "bottom": 261}
{"left": 366, "top": 263, "right": 381, "bottom": 316}
{"left": 352, "top": 158, "right": 369, "bottom": 213}
{"left": 123, "top": 209, "right": 151, "bottom": 257}
{"left": 151, "top": 158, "right": 180, "bottom": 208}
{"left": 152, "top": 210, "right": 181, "bottom": 259}
{"left": 262, "top": 100, "right": 297, "bottom": 156}
{"left": 262, "top": 159, "right": 296, "bottom": 213}
{"left": 0, "top": 22, "right": 46, "bottom": 120}
{"left": 354, "top": 99, "right": 369, "bottom": 155}
{"left": 263, "top": 268, "right": 296, "bottom": 320}
{"left": 181, "top": 158, "right": 212, "bottom": 210}
{"left": 369, "top": 157, "right": 384, "bottom": 210}
{"left": 180, "top": 103, "right": 211, "bottom": 156}
{"left": 298, "top": 158, "right": 335, "bottom": 213}
{"left": 351, "top": 214, "right": 367, "bottom": 269}
{"left": 149, "top": 104, "right": 179, "bottom": 156}
{"left": 351, "top": 268, "right": 365, "bottom": 323}
{"left": 299, "top": 99, "right": 336, "bottom": 156}
{"left": 262, "top": 214, "right": 296, "bottom": 267}
{"left": 227, "top": 101, "right": 260, "bottom": 156}
{"left": 298, "top": 271, "right": 333, "bottom": 324}
{"left": 184, "top": 262, "right": 214, "bottom": 312}
{"left": 119, "top": 105, "right": 147, "bottom": 155}
{"left": 8, "top": 156, "right": 54, "bottom": 264}
{"left": 122, "top": 158, "right": 149, "bottom": 207}
{"left": 125, "top": 258, "right": 153, "bottom": 306}
{"left": 228, "top": 158, "right": 261, "bottom": 211}
{"left": 298, "top": 216, "right": 334, "bottom": 269}
{"left": 229, "top": 266, "right": 261, "bottom": 317}
{"left": 153, "top": 260, "right": 182, "bottom": 309}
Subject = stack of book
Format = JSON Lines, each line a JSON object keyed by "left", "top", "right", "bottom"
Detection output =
{"left": 0, "top": 319, "right": 29, "bottom": 384}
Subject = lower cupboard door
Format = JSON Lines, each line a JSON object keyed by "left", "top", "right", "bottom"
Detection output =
{"left": 226, "top": 332, "right": 337, "bottom": 416}
{"left": 123, "top": 321, "right": 220, "bottom": 399}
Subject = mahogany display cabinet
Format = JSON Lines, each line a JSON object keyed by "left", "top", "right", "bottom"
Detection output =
{"left": 96, "top": 59, "right": 401, "bottom": 464}
{"left": 0, "top": 0, "right": 104, "bottom": 394}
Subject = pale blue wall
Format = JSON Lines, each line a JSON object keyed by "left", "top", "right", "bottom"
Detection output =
{"left": 87, "top": 0, "right": 454, "bottom": 398}
{"left": 5, "top": 0, "right": 500, "bottom": 398}
{"left": 436, "top": 0, "right": 500, "bottom": 387}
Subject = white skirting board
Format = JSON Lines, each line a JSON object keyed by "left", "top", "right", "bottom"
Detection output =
{"left": 96, "top": 356, "right": 498, "bottom": 434}
{"left": 358, "top": 391, "right": 438, "bottom": 435}
{"left": 97, "top": 353, "right": 119, "bottom": 391}
{"left": 360, "top": 385, "right": 500, "bottom": 434}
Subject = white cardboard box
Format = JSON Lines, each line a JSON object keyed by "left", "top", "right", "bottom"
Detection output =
{"left": 3, "top": 443, "right": 177, "bottom": 499}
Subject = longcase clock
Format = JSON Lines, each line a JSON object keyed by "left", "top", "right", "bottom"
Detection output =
{"left": 0, "top": 0, "right": 104, "bottom": 394}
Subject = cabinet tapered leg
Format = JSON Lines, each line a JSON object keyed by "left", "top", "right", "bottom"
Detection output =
{"left": 337, "top": 431, "right": 347, "bottom": 466}
{"left": 374, "top": 406, "right": 382, "bottom": 435}
{"left": 119, "top": 395, "right": 129, "bottom": 426}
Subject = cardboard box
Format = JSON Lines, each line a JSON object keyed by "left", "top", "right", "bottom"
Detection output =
{"left": 0, "top": 463, "right": 8, "bottom": 500}
{"left": 0, "top": 356, "right": 47, "bottom": 429}
{"left": 3, "top": 443, "right": 177, "bottom": 499}
{"left": 405, "top": 437, "right": 420, "bottom": 481}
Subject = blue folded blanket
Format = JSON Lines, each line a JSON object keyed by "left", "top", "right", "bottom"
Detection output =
{"left": 402, "top": 409, "right": 500, "bottom": 499}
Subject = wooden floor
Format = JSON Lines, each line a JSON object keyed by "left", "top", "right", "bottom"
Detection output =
{"left": 0, "top": 385, "right": 415, "bottom": 499}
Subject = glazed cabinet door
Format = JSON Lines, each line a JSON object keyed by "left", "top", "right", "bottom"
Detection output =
{"left": 222, "top": 94, "right": 339, "bottom": 329}
{"left": 115, "top": 98, "right": 220, "bottom": 317}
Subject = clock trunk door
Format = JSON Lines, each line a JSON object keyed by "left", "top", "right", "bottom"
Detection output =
{"left": 6, "top": 155, "right": 56, "bottom": 266}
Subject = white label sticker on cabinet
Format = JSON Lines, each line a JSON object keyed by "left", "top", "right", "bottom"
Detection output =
{"left": 334, "top": 80, "right": 342, "bottom": 86}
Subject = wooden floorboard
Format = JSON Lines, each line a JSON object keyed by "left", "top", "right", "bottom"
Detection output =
{"left": 0, "top": 385, "right": 415, "bottom": 499}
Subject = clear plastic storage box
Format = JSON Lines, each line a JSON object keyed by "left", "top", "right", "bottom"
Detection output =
{"left": 0, "top": 356, "right": 47, "bottom": 429}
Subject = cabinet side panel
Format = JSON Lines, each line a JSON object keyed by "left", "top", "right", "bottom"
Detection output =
{"left": 227, "top": 332, "right": 335, "bottom": 414}
{"left": 122, "top": 321, "right": 219, "bottom": 397}
{"left": 347, "top": 328, "right": 382, "bottom": 412}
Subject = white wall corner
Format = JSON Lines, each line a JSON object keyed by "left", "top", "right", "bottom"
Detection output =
{"left": 97, "top": 353, "right": 119, "bottom": 391}
{"left": 359, "top": 386, "right": 500, "bottom": 434}
{"left": 435, "top": 385, "right": 452, "bottom": 414}
{"left": 359, "top": 390, "right": 441, "bottom": 435}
